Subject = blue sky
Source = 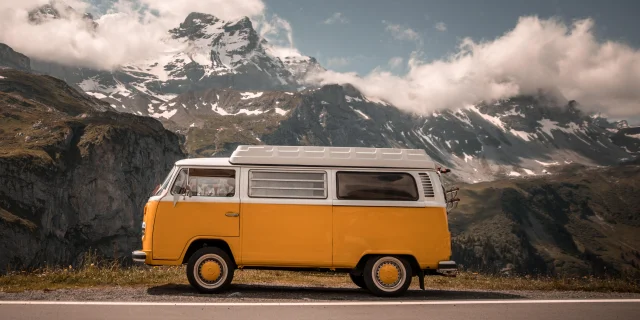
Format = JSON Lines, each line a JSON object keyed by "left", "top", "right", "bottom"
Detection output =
{"left": 263, "top": 0, "right": 640, "bottom": 76}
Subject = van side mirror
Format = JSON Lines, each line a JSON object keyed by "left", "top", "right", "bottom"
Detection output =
{"left": 173, "top": 192, "right": 180, "bottom": 207}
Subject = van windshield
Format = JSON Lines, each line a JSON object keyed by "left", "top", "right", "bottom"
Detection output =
{"left": 154, "top": 166, "right": 177, "bottom": 196}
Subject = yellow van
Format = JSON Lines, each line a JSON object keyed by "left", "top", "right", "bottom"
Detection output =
{"left": 132, "top": 145, "right": 459, "bottom": 297}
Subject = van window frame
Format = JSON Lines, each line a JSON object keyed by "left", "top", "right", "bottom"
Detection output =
{"left": 169, "top": 167, "right": 189, "bottom": 196}
{"left": 154, "top": 166, "right": 178, "bottom": 196}
{"left": 335, "top": 171, "right": 420, "bottom": 202}
{"left": 247, "top": 169, "right": 329, "bottom": 199}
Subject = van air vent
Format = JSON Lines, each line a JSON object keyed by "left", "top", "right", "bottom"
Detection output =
{"left": 418, "top": 173, "right": 435, "bottom": 198}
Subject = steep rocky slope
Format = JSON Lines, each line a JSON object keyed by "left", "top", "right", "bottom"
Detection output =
{"left": 0, "top": 44, "right": 31, "bottom": 72}
{"left": 449, "top": 160, "right": 640, "bottom": 277}
{"left": 0, "top": 68, "right": 185, "bottom": 272}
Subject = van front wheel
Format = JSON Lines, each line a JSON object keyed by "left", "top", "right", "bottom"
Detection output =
{"left": 186, "top": 247, "right": 235, "bottom": 293}
{"left": 363, "top": 256, "right": 412, "bottom": 297}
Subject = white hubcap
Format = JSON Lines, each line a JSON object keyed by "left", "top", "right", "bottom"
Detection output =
{"left": 372, "top": 257, "right": 406, "bottom": 292}
{"left": 193, "top": 254, "right": 227, "bottom": 289}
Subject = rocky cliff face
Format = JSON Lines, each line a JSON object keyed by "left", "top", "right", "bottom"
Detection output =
{"left": 449, "top": 160, "right": 640, "bottom": 277}
{"left": 0, "top": 68, "right": 185, "bottom": 271}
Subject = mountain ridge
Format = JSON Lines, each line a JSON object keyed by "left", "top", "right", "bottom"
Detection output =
{"left": 2, "top": 5, "right": 638, "bottom": 183}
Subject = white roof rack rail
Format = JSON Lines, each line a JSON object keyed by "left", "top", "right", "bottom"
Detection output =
{"left": 229, "top": 145, "right": 436, "bottom": 169}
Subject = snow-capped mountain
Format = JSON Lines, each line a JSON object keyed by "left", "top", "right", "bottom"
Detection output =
{"left": 129, "top": 81, "right": 637, "bottom": 183}
{"left": 30, "top": 11, "right": 312, "bottom": 112}
{"left": 11, "top": 6, "right": 638, "bottom": 183}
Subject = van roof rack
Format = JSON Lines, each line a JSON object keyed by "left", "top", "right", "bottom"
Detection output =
{"left": 228, "top": 145, "right": 436, "bottom": 169}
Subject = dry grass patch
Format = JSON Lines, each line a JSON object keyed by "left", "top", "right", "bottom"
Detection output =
{"left": 2, "top": 252, "right": 637, "bottom": 293}
{"left": 2, "top": 261, "right": 638, "bottom": 293}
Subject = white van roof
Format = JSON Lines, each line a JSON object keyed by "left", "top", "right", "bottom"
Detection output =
{"left": 175, "top": 158, "right": 232, "bottom": 166}
{"left": 227, "top": 145, "right": 436, "bottom": 169}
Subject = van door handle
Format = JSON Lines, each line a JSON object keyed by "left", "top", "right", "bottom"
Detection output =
{"left": 225, "top": 212, "right": 239, "bottom": 217}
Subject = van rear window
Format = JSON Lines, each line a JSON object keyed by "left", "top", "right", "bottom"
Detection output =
{"left": 249, "top": 170, "right": 327, "bottom": 199}
{"left": 336, "top": 172, "right": 419, "bottom": 201}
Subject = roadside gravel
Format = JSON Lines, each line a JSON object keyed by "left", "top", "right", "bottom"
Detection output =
{"left": 2, "top": 283, "right": 639, "bottom": 302}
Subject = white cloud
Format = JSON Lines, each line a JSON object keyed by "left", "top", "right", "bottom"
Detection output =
{"left": 0, "top": 1, "right": 88, "bottom": 12}
{"left": 388, "top": 57, "right": 403, "bottom": 69}
{"left": 139, "top": 0, "right": 265, "bottom": 27}
{"left": 256, "top": 13, "right": 292, "bottom": 48}
{"left": 306, "top": 16, "right": 640, "bottom": 120}
{"left": 383, "top": 20, "right": 422, "bottom": 44}
{"left": 266, "top": 46, "right": 302, "bottom": 59}
{"left": 253, "top": 13, "right": 300, "bottom": 59}
{"left": 323, "top": 12, "right": 348, "bottom": 24}
{"left": 0, "top": 0, "right": 266, "bottom": 70}
{"left": 327, "top": 57, "right": 350, "bottom": 68}
{"left": 435, "top": 22, "right": 447, "bottom": 32}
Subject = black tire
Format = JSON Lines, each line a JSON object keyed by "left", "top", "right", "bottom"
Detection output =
{"left": 349, "top": 273, "right": 367, "bottom": 289}
{"left": 186, "top": 247, "right": 235, "bottom": 293}
{"left": 363, "top": 255, "right": 412, "bottom": 297}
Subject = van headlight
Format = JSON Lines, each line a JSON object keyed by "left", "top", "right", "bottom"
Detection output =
{"left": 142, "top": 221, "right": 146, "bottom": 236}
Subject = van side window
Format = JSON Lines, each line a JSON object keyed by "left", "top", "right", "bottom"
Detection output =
{"left": 249, "top": 170, "right": 327, "bottom": 199}
{"left": 170, "top": 168, "right": 236, "bottom": 197}
{"left": 189, "top": 169, "right": 236, "bottom": 197}
{"left": 336, "top": 172, "right": 419, "bottom": 201}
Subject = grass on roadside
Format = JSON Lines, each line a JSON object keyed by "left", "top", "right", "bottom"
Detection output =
{"left": 1, "top": 253, "right": 638, "bottom": 294}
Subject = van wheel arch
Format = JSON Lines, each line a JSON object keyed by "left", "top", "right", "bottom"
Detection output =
{"left": 182, "top": 239, "right": 236, "bottom": 266}
{"left": 354, "top": 254, "right": 420, "bottom": 277}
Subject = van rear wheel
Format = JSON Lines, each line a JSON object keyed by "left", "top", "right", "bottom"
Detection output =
{"left": 186, "top": 247, "right": 235, "bottom": 293}
{"left": 363, "top": 255, "right": 412, "bottom": 297}
{"left": 349, "top": 273, "right": 367, "bottom": 289}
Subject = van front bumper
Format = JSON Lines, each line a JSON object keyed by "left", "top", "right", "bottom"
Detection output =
{"left": 132, "top": 250, "right": 147, "bottom": 263}
{"left": 437, "top": 260, "right": 458, "bottom": 276}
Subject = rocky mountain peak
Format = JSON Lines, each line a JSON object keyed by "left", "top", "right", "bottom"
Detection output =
{"left": 28, "top": 3, "right": 72, "bottom": 22}
{"left": 170, "top": 12, "right": 221, "bottom": 39}
{"left": 168, "top": 12, "right": 262, "bottom": 66}
{"left": 227, "top": 16, "right": 253, "bottom": 30}
{"left": 185, "top": 12, "right": 221, "bottom": 25}
{"left": 281, "top": 55, "right": 326, "bottom": 83}
{"left": 0, "top": 43, "right": 31, "bottom": 71}
{"left": 27, "top": 2, "right": 98, "bottom": 30}
{"left": 617, "top": 120, "right": 630, "bottom": 129}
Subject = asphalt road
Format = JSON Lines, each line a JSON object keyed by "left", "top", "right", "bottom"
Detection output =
{"left": 1, "top": 299, "right": 639, "bottom": 320}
